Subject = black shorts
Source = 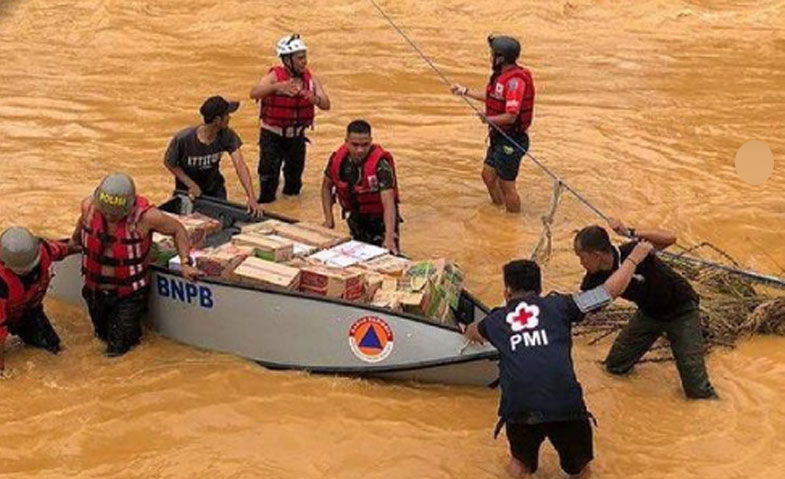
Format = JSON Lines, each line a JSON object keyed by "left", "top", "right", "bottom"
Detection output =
{"left": 484, "top": 132, "right": 528, "bottom": 181}
{"left": 506, "top": 418, "right": 593, "bottom": 475}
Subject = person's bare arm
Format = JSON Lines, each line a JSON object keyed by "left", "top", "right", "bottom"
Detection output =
{"left": 310, "top": 76, "right": 331, "bottom": 111}
{"left": 229, "top": 148, "right": 263, "bottom": 217}
{"left": 603, "top": 241, "right": 654, "bottom": 297}
{"left": 141, "top": 209, "right": 203, "bottom": 281}
{"left": 165, "top": 164, "right": 202, "bottom": 200}
{"left": 69, "top": 197, "right": 91, "bottom": 246}
{"left": 450, "top": 84, "right": 486, "bottom": 101}
{"left": 380, "top": 189, "right": 397, "bottom": 253}
{"left": 250, "top": 71, "right": 282, "bottom": 100}
{"left": 321, "top": 175, "right": 336, "bottom": 229}
{"left": 608, "top": 217, "right": 676, "bottom": 250}
{"left": 464, "top": 322, "right": 486, "bottom": 344}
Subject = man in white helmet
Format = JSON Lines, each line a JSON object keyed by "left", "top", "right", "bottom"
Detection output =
{"left": 250, "top": 33, "right": 331, "bottom": 203}
{"left": 0, "top": 227, "right": 80, "bottom": 374}
{"left": 70, "top": 173, "right": 203, "bottom": 357}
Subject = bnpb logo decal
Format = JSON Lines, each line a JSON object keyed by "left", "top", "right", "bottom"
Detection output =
{"left": 348, "top": 316, "right": 394, "bottom": 363}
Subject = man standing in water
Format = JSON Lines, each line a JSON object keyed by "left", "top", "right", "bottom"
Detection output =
{"left": 321, "top": 120, "right": 400, "bottom": 253}
{"left": 465, "top": 243, "right": 653, "bottom": 478}
{"left": 250, "top": 33, "right": 331, "bottom": 203}
{"left": 0, "top": 227, "right": 80, "bottom": 374}
{"left": 71, "top": 173, "right": 202, "bottom": 357}
{"left": 451, "top": 35, "right": 534, "bottom": 213}
{"left": 164, "top": 95, "right": 263, "bottom": 217}
{"left": 574, "top": 219, "right": 718, "bottom": 399}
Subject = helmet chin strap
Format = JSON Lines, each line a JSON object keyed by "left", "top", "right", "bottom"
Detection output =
{"left": 282, "top": 55, "right": 302, "bottom": 78}
{"left": 492, "top": 55, "right": 504, "bottom": 72}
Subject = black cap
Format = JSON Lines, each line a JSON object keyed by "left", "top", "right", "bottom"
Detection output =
{"left": 200, "top": 96, "right": 240, "bottom": 123}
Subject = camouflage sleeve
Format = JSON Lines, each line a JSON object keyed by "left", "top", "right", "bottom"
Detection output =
{"left": 376, "top": 158, "right": 396, "bottom": 191}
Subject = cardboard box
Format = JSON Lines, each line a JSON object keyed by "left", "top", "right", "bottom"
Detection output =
{"left": 370, "top": 289, "right": 403, "bottom": 311}
{"left": 195, "top": 243, "right": 253, "bottom": 277}
{"left": 273, "top": 223, "right": 341, "bottom": 249}
{"left": 267, "top": 234, "right": 317, "bottom": 257}
{"left": 293, "top": 221, "right": 350, "bottom": 245}
{"left": 359, "top": 254, "right": 411, "bottom": 277}
{"left": 308, "top": 240, "right": 388, "bottom": 268}
{"left": 230, "top": 257, "right": 300, "bottom": 290}
{"left": 299, "top": 264, "right": 364, "bottom": 301}
{"left": 402, "top": 259, "right": 465, "bottom": 324}
{"left": 239, "top": 219, "right": 286, "bottom": 236}
{"left": 231, "top": 233, "right": 293, "bottom": 262}
{"left": 399, "top": 290, "right": 432, "bottom": 316}
{"left": 163, "top": 212, "right": 222, "bottom": 248}
{"left": 346, "top": 268, "right": 388, "bottom": 303}
{"left": 151, "top": 233, "right": 178, "bottom": 266}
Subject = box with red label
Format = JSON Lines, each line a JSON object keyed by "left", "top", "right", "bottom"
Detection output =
{"left": 229, "top": 256, "right": 300, "bottom": 290}
{"left": 298, "top": 264, "right": 364, "bottom": 301}
{"left": 195, "top": 243, "right": 254, "bottom": 278}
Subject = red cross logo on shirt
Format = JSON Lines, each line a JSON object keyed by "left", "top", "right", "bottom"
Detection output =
{"left": 505, "top": 302, "right": 540, "bottom": 332}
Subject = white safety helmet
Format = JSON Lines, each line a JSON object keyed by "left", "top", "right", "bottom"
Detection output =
{"left": 275, "top": 34, "right": 307, "bottom": 57}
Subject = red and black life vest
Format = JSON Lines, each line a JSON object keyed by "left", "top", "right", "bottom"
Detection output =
{"left": 260, "top": 66, "right": 315, "bottom": 130}
{"left": 326, "top": 144, "right": 399, "bottom": 217}
{"left": 80, "top": 196, "right": 153, "bottom": 297}
{"left": 485, "top": 65, "right": 535, "bottom": 134}
{"left": 0, "top": 241, "right": 60, "bottom": 324}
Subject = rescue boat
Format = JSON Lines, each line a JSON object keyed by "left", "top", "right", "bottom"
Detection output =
{"left": 49, "top": 195, "right": 499, "bottom": 386}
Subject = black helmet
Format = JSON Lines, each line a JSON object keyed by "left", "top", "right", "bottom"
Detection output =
{"left": 488, "top": 35, "right": 521, "bottom": 64}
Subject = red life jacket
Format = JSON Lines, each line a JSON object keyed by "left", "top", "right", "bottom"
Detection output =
{"left": 260, "top": 66, "right": 315, "bottom": 131}
{"left": 0, "top": 241, "right": 59, "bottom": 324}
{"left": 485, "top": 65, "right": 535, "bottom": 134}
{"left": 80, "top": 196, "right": 153, "bottom": 297}
{"left": 326, "top": 144, "right": 399, "bottom": 217}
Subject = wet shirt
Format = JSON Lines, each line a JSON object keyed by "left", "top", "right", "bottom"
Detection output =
{"left": 164, "top": 126, "right": 242, "bottom": 194}
{"left": 580, "top": 241, "right": 699, "bottom": 318}
{"left": 478, "top": 293, "right": 587, "bottom": 423}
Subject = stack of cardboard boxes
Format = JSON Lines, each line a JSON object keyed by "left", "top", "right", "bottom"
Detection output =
{"left": 369, "top": 259, "right": 465, "bottom": 325}
{"left": 150, "top": 215, "right": 465, "bottom": 324}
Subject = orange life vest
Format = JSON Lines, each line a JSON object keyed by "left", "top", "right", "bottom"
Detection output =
{"left": 326, "top": 144, "right": 399, "bottom": 217}
{"left": 80, "top": 196, "right": 153, "bottom": 297}
{"left": 260, "top": 66, "right": 315, "bottom": 131}
{"left": 0, "top": 241, "right": 61, "bottom": 324}
{"left": 485, "top": 65, "right": 535, "bottom": 134}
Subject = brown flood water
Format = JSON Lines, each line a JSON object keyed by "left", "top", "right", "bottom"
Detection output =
{"left": 1, "top": 0, "right": 784, "bottom": 477}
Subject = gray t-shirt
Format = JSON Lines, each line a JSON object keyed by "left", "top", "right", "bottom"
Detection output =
{"left": 164, "top": 126, "right": 243, "bottom": 195}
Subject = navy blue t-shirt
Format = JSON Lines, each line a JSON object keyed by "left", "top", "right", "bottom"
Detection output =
{"left": 478, "top": 293, "right": 587, "bottom": 423}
